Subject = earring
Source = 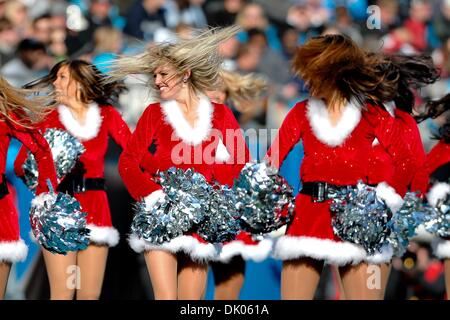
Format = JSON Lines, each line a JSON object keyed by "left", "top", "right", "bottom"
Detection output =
{"left": 182, "top": 77, "right": 188, "bottom": 83}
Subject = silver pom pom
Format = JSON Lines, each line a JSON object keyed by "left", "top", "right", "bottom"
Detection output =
{"left": 131, "top": 167, "right": 210, "bottom": 245}
{"left": 195, "top": 183, "right": 242, "bottom": 243}
{"left": 387, "top": 192, "right": 431, "bottom": 256}
{"left": 30, "top": 180, "right": 90, "bottom": 254}
{"left": 424, "top": 194, "right": 450, "bottom": 238}
{"left": 23, "top": 128, "right": 85, "bottom": 191}
{"left": 330, "top": 182, "right": 390, "bottom": 255}
{"left": 233, "top": 161, "right": 295, "bottom": 235}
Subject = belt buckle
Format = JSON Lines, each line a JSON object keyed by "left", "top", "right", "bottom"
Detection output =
{"left": 72, "top": 176, "right": 86, "bottom": 193}
{"left": 313, "top": 182, "right": 328, "bottom": 203}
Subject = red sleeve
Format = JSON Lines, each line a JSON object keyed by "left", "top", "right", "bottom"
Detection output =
{"left": 118, "top": 104, "right": 162, "bottom": 200}
{"left": 9, "top": 123, "right": 57, "bottom": 194}
{"left": 396, "top": 112, "right": 426, "bottom": 194}
{"left": 366, "top": 105, "right": 417, "bottom": 195}
{"left": 14, "top": 114, "right": 52, "bottom": 178}
{"left": 265, "top": 101, "right": 305, "bottom": 169}
{"left": 213, "top": 104, "right": 251, "bottom": 186}
{"left": 13, "top": 139, "right": 28, "bottom": 178}
{"left": 411, "top": 141, "right": 450, "bottom": 194}
{"left": 105, "top": 106, "right": 131, "bottom": 149}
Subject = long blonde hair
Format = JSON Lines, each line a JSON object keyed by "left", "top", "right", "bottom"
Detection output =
{"left": 219, "top": 69, "right": 267, "bottom": 110}
{"left": 108, "top": 26, "right": 241, "bottom": 95}
{"left": 0, "top": 76, "right": 52, "bottom": 127}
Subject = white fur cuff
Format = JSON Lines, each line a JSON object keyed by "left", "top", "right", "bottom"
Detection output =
{"left": 376, "top": 182, "right": 403, "bottom": 214}
{"left": 143, "top": 189, "right": 165, "bottom": 210}
{"left": 427, "top": 182, "right": 450, "bottom": 207}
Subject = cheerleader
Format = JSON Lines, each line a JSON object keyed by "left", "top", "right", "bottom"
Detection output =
{"left": 412, "top": 94, "right": 450, "bottom": 298}
{"left": 111, "top": 26, "right": 250, "bottom": 300}
{"left": 362, "top": 53, "right": 439, "bottom": 299}
{"left": 0, "top": 77, "right": 58, "bottom": 299}
{"left": 266, "top": 35, "right": 417, "bottom": 299}
{"left": 14, "top": 60, "right": 131, "bottom": 300}
{"left": 206, "top": 69, "right": 269, "bottom": 300}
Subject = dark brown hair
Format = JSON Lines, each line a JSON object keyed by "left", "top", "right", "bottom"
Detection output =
{"left": 292, "top": 34, "right": 398, "bottom": 108}
{"left": 415, "top": 93, "right": 449, "bottom": 143}
{"left": 25, "top": 59, "right": 124, "bottom": 105}
{"left": 374, "top": 53, "right": 439, "bottom": 114}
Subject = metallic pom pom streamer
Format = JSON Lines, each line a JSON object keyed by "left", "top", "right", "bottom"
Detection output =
{"left": 23, "top": 128, "right": 85, "bottom": 191}
{"left": 330, "top": 182, "right": 390, "bottom": 255}
{"left": 131, "top": 167, "right": 210, "bottom": 245}
{"left": 29, "top": 180, "right": 90, "bottom": 255}
{"left": 386, "top": 192, "right": 431, "bottom": 257}
{"left": 195, "top": 183, "right": 242, "bottom": 243}
{"left": 233, "top": 161, "right": 295, "bottom": 235}
{"left": 424, "top": 194, "right": 450, "bottom": 238}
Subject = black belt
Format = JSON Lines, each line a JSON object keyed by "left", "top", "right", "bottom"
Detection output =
{"left": 57, "top": 175, "right": 106, "bottom": 195}
{"left": 299, "top": 181, "right": 355, "bottom": 202}
{"left": 0, "top": 174, "right": 9, "bottom": 199}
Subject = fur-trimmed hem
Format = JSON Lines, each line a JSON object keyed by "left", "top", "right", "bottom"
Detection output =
{"left": 272, "top": 235, "right": 368, "bottom": 266}
{"left": 306, "top": 97, "right": 361, "bottom": 147}
{"left": 0, "top": 239, "right": 28, "bottom": 263}
{"left": 432, "top": 238, "right": 450, "bottom": 259}
{"left": 365, "top": 244, "right": 393, "bottom": 264}
{"left": 376, "top": 182, "right": 403, "bottom": 213}
{"left": 57, "top": 103, "right": 102, "bottom": 141}
{"left": 128, "top": 234, "right": 219, "bottom": 263}
{"left": 160, "top": 96, "right": 213, "bottom": 146}
{"left": 427, "top": 182, "right": 450, "bottom": 207}
{"left": 217, "top": 238, "right": 273, "bottom": 263}
{"left": 87, "top": 224, "right": 120, "bottom": 247}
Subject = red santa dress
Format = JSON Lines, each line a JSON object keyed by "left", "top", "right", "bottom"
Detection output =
{"left": 1, "top": 116, "right": 57, "bottom": 263}
{"left": 266, "top": 97, "right": 417, "bottom": 266}
{"left": 14, "top": 103, "right": 131, "bottom": 247}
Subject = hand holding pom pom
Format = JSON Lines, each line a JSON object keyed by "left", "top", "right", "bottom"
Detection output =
{"left": 29, "top": 179, "right": 90, "bottom": 254}
{"left": 131, "top": 167, "right": 210, "bottom": 245}
{"left": 330, "top": 182, "right": 390, "bottom": 255}
{"left": 22, "top": 128, "right": 85, "bottom": 191}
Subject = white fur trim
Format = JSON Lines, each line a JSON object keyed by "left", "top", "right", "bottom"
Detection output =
{"left": 218, "top": 238, "right": 273, "bottom": 263}
{"left": 384, "top": 101, "right": 396, "bottom": 117}
{"left": 376, "top": 182, "right": 404, "bottom": 214}
{"left": 306, "top": 97, "right": 361, "bottom": 147}
{"left": 31, "top": 192, "right": 54, "bottom": 207}
{"left": 432, "top": 238, "right": 450, "bottom": 259}
{"left": 87, "top": 224, "right": 120, "bottom": 247}
{"left": 143, "top": 190, "right": 165, "bottom": 210}
{"left": 128, "top": 234, "right": 219, "bottom": 263}
{"left": 427, "top": 182, "right": 450, "bottom": 207}
{"left": 57, "top": 103, "right": 102, "bottom": 141}
{"left": 0, "top": 239, "right": 28, "bottom": 263}
{"left": 267, "top": 225, "right": 287, "bottom": 238}
{"left": 215, "top": 138, "right": 231, "bottom": 162}
{"left": 160, "top": 96, "right": 213, "bottom": 146}
{"left": 372, "top": 138, "right": 380, "bottom": 146}
{"left": 365, "top": 244, "right": 393, "bottom": 264}
{"left": 272, "top": 236, "right": 367, "bottom": 266}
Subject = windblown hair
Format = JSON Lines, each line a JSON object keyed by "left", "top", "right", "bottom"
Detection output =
{"left": 415, "top": 93, "right": 449, "bottom": 122}
{"left": 219, "top": 69, "right": 267, "bottom": 110}
{"left": 292, "top": 34, "right": 399, "bottom": 109}
{"left": 437, "top": 121, "right": 450, "bottom": 143}
{"left": 25, "top": 59, "right": 125, "bottom": 105}
{"left": 107, "top": 26, "right": 241, "bottom": 95}
{"left": 0, "top": 76, "right": 53, "bottom": 127}
{"left": 373, "top": 53, "right": 439, "bottom": 114}
{"left": 415, "top": 93, "right": 450, "bottom": 142}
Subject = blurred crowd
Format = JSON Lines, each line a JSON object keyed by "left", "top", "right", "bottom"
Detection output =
{"left": 1, "top": 0, "right": 449, "bottom": 300}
